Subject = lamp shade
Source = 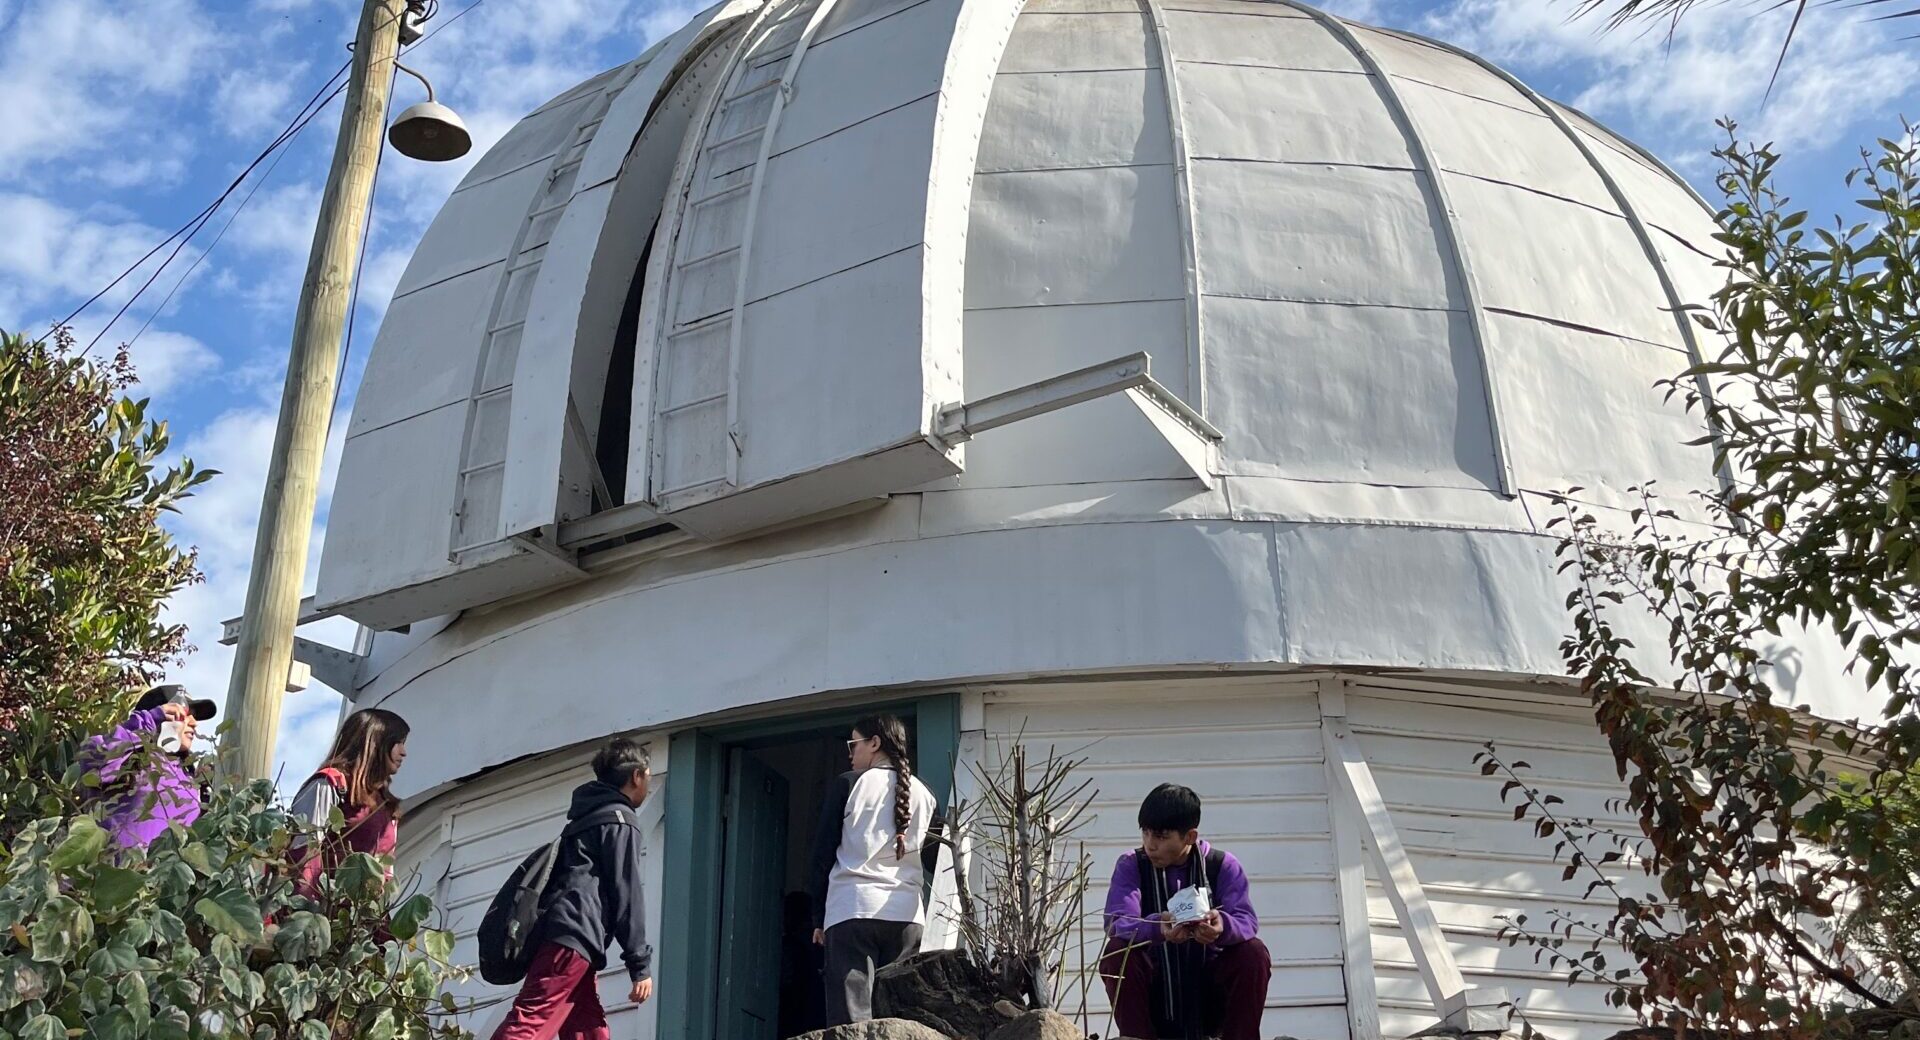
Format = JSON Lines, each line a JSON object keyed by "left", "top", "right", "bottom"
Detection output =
{"left": 388, "top": 100, "right": 471, "bottom": 162}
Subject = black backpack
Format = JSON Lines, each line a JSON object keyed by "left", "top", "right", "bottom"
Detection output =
{"left": 477, "top": 805, "right": 633, "bottom": 985}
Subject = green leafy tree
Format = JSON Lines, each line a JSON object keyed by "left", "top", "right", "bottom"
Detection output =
{"left": 0, "top": 328, "right": 469, "bottom": 1040}
{"left": 0, "top": 327, "right": 209, "bottom": 817}
{"left": 1485, "top": 124, "right": 1920, "bottom": 1040}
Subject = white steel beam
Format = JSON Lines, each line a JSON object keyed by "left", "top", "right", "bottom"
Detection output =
{"left": 933, "top": 352, "right": 1222, "bottom": 483}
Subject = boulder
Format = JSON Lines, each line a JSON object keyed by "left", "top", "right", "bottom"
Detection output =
{"left": 790, "top": 1020, "right": 953, "bottom": 1040}
{"left": 874, "top": 950, "right": 1010, "bottom": 1040}
{"left": 985, "top": 1008, "right": 1085, "bottom": 1040}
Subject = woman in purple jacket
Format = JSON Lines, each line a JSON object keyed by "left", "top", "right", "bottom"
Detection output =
{"left": 1099, "top": 783, "right": 1271, "bottom": 1040}
{"left": 80, "top": 684, "right": 217, "bottom": 849}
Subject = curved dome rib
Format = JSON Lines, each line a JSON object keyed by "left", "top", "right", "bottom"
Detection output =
{"left": 723, "top": 0, "right": 853, "bottom": 488}
{"left": 1380, "top": 25, "right": 1737, "bottom": 500}
{"left": 1279, "top": 0, "right": 1517, "bottom": 497}
{"left": 1139, "top": 0, "right": 1207, "bottom": 416}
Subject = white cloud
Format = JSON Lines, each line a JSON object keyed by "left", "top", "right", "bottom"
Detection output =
{"left": 128, "top": 329, "right": 221, "bottom": 401}
{"left": 1423, "top": 0, "right": 1920, "bottom": 155}
{"left": 0, "top": 0, "right": 224, "bottom": 182}
{"left": 213, "top": 68, "right": 306, "bottom": 141}
{"left": 0, "top": 192, "right": 169, "bottom": 325}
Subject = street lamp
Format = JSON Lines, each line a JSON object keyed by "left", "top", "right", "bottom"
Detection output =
{"left": 388, "top": 60, "right": 470, "bottom": 162}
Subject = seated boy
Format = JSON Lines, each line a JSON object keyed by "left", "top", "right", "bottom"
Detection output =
{"left": 1100, "top": 783, "right": 1270, "bottom": 1040}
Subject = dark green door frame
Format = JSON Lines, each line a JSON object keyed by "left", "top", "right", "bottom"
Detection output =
{"left": 654, "top": 692, "right": 960, "bottom": 1040}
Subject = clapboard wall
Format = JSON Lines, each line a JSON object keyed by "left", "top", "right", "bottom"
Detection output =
{"left": 982, "top": 678, "right": 1353, "bottom": 1040}
{"left": 1345, "top": 679, "right": 1650, "bottom": 1040}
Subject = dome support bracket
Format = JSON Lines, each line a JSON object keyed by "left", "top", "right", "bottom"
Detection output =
{"left": 933, "top": 351, "right": 1222, "bottom": 486}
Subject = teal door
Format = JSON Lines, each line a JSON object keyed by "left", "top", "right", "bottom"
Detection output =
{"left": 715, "top": 750, "right": 789, "bottom": 1039}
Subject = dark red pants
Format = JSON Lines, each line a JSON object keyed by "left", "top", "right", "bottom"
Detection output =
{"left": 491, "top": 943, "right": 609, "bottom": 1040}
{"left": 1099, "top": 935, "right": 1271, "bottom": 1040}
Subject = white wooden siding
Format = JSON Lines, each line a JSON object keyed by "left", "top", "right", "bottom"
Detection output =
{"left": 1345, "top": 683, "right": 1653, "bottom": 1040}
{"left": 983, "top": 679, "right": 1353, "bottom": 1040}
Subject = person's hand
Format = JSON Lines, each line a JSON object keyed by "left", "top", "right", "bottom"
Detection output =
{"left": 812, "top": 928, "right": 825, "bottom": 946}
{"left": 159, "top": 701, "right": 189, "bottom": 723}
{"left": 629, "top": 977, "right": 653, "bottom": 1005}
{"left": 1193, "top": 910, "right": 1224, "bottom": 945}
{"left": 1158, "top": 914, "right": 1192, "bottom": 944}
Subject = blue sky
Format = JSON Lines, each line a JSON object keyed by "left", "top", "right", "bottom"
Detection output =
{"left": 1, "top": 0, "right": 1912, "bottom": 788}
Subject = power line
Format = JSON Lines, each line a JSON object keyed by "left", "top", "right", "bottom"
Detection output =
{"left": 61, "top": 59, "right": 354, "bottom": 345}
{"left": 126, "top": 85, "right": 330, "bottom": 351}
{"left": 66, "top": 0, "right": 486, "bottom": 352}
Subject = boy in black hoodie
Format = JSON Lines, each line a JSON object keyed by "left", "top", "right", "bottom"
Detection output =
{"left": 491, "top": 739, "right": 654, "bottom": 1040}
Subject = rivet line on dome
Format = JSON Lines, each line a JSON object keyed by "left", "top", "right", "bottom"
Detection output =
{"left": 1393, "top": 26, "right": 1738, "bottom": 504}
{"left": 1138, "top": 0, "right": 1209, "bottom": 420}
{"left": 1277, "top": 1, "right": 1518, "bottom": 499}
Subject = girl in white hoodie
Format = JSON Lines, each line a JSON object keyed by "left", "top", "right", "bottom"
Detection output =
{"left": 805, "top": 713, "right": 938, "bottom": 1024}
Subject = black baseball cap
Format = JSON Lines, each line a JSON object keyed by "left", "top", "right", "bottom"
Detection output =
{"left": 135, "top": 684, "right": 217, "bottom": 722}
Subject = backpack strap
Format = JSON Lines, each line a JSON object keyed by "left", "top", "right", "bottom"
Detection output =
{"left": 560, "top": 802, "right": 638, "bottom": 839}
{"left": 1204, "top": 846, "right": 1225, "bottom": 895}
{"left": 1134, "top": 849, "right": 1163, "bottom": 918}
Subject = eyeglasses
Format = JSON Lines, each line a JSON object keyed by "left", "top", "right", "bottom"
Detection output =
{"left": 846, "top": 737, "right": 871, "bottom": 753}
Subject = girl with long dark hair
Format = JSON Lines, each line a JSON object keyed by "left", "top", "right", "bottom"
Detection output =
{"left": 804, "top": 713, "right": 938, "bottom": 1025}
{"left": 287, "top": 708, "right": 410, "bottom": 902}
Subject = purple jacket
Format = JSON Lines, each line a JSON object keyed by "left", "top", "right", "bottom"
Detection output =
{"left": 80, "top": 707, "right": 202, "bottom": 848}
{"left": 1103, "top": 841, "right": 1258, "bottom": 950}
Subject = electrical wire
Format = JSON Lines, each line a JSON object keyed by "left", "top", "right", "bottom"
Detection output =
{"left": 61, "top": 59, "right": 354, "bottom": 349}
{"left": 65, "top": 0, "right": 485, "bottom": 353}
{"left": 126, "top": 90, "right": 324, "bottom": 350}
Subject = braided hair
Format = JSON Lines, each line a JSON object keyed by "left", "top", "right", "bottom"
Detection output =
{"left": 854, "top": 714, "right": 913, "bottom": 859}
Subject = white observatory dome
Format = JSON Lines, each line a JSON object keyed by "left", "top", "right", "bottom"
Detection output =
{"left": 321, "top": 4, "right": 1877, "bottom": 1038}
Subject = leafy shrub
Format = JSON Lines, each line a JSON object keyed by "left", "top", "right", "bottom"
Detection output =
{"left": 0, "top": 328, "right": 469, "bottom": 1039}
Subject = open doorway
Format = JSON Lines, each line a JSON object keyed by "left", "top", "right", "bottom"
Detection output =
{"left": 657, "top": 696, "right": 959, "bottom": 1040}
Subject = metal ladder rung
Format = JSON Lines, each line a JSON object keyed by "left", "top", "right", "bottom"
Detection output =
{"left": 688, "top": 179, "right": 752, "bottom": 209}
{"left": 721, "top": 77, "right": 782, "bottom": 107}
{"left": 668, "top": 312, "right": 733, "bottom": 338}
{"left": 660, "top": 391, "right": 729, "bottom": 416}
{"left": 675, "top": 243, "right": 741, "bottom": 271}
{"left": 704, "top": 122, "right": 771, "bottom": 153}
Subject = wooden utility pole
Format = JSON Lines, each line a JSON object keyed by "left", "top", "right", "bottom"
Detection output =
{"left": 223, "top": 0, "right": 407, "bottom": 780}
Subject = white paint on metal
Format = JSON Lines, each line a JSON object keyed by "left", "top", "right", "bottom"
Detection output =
{"left": 1139, "top": 0, "right": 1207, "bottom": 416}
{"left": 1278, "top": 2, "right": 1514, "bottom": 497}
{"left": 726, "top": 0, "right": 859, "bottom": 495}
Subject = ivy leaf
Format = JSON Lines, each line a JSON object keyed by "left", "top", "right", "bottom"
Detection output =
{"left": 20, "top": 1012, "right": 64, "bottom": 1040}
{"left": 84, "top": 943, "right": 139, "bottom": 975}
{"left": 422, "top": 928, "right": 454, "bottom": 963}
{"left": 366, "top": 1006, "right": 398, "bottom": 1040}
{"left": 178, "top": 843, "right": 212, "bottom": 875}
{"left": 272, "top": 912, "right": 333, "bottom": 964}
{"left": 90, "top": 868, "right": 144, "bottom": 914}
{"left": 193, "top": 887, "right": 264, "bottom": 945}
{"left": 116, "top": 972, "right": 150, "bottom": 1032}
{"left": 300, "top": 1020, "right": 331, "bottom": 1040}
{"left": 28, "top": 896, "right": 90, "bottom": 963}
{"left": 89, "top": 1007, "right": 137, "bottom": 1040}
{"left": 389, "top": 894, "right": 432, "bottom": 942}
{"left": 47, "top": 817, "right": 108, "bottom": 873}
